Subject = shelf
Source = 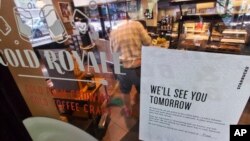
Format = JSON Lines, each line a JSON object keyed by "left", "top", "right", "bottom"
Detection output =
{"left": 185, "top": 35, "right": 209, "bottom": 40}
{"left": 158, "top": 29, "right": 172, "bottom": 32}
{"left": 178, "top": 42, "right": 241, "bottom": 54}
{"left": 181, "top": 14, "right": 223, "bottom": 22}
{"left": 221, "top": 39, "right": 246, "bottom": 44}
{"left": 187, "top": 13, "right": 218, "bottom": 16}
{"left": 222, "top": 29, "right": 247, "bottom": 35}
{"left": 186, "top": 30, "right": 206, "bottom": 33}
{"left": 181, "top": 13, "right": 248, "bottom": 22}
{"left": 169, "top": 0, "right": 216, "bottom": 5}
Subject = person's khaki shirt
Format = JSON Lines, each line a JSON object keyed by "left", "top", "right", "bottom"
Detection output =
{"left": 110, "top": 20, "right": 151, "bottom": 68}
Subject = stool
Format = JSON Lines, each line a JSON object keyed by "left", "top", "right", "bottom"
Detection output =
{"left": 80, "top": 43, "right": 96, "bottom": 52}
{"left": 80, "top": 43, "right": 96, "bottom": 66}
{"left": 80, "top": 43, "right": 96, "bottom": 85}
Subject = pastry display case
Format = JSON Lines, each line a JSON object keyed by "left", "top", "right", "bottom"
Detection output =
{"left": 177, "top": 14, "right": 249, "bottom": 54}
{"left": 163, "top": 0, "right": 250, "bottom": 54}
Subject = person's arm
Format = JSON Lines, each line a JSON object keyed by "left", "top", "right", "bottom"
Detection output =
{"left": 109, "top": 31, "right": 114, "bottom": 52}
{"left": 109, "top": 31, "right": 118, "bottom": 53}
{"left": 137, "top": 22, "right": 152, "bottom": 46}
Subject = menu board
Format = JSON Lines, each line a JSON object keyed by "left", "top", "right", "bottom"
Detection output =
{"left": 140, "top": 47, "right": 250, "bottom": 141}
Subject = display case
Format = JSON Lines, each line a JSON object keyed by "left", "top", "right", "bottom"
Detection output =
{"left": 177, "top": 13, "right": 249, "bottom": 54}
{"left": 157, "top": 0, "right": 218, "bottom": 48}
{"left": 161, "top": 0, "right": 250, "bottom": 54}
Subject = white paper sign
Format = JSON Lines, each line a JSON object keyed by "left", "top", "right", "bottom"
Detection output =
{"left": 139, "top": 47, "right": 250, "bottom": 141}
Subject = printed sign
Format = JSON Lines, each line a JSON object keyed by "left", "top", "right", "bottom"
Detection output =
{"left": 140, "top": 47, "right": 250, "bottom": 141}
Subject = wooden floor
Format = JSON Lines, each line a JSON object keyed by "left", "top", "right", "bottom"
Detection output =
{"left": 239, "top": 99, "right": 250, "bottom": 124}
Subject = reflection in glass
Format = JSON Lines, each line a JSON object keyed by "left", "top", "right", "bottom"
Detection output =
{"left": 13, "top": 7, "right": 33, "bottom": 42}
{"left": 71, "top": 9, "right": 90, "bottom": 34}
{"left": 40, "top": 4, "right": 69, "bottom": 43}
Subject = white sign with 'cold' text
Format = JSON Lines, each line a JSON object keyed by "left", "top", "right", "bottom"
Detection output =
{"left": 140, "top": 47, "right": 250, "bottom": 141}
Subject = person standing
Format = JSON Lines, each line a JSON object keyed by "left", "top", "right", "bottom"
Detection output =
{"left": 110, "top": 13, "right": 151, "bottom": 117}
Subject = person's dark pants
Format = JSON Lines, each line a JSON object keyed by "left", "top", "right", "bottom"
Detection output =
{"left": 117, "top": 66, "right": 141, "bottom": 94}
